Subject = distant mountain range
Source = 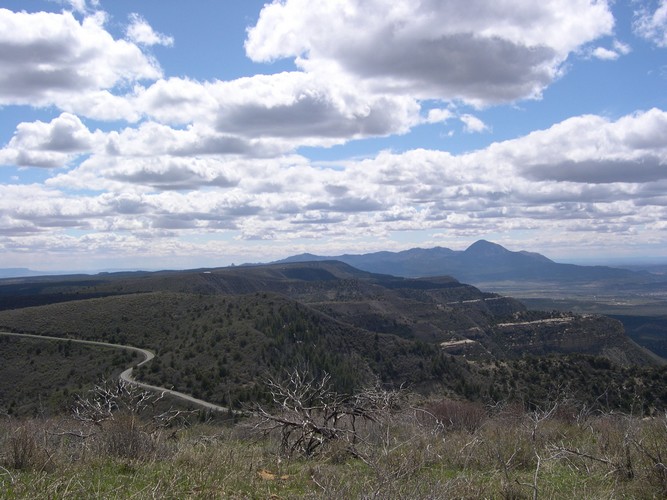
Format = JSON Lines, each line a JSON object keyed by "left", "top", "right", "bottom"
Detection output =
{"left": 3, "top": 240, "right": 662, "bottom": 287}
{"left": 275, "top": 240, "right": 660, "bottom": 286}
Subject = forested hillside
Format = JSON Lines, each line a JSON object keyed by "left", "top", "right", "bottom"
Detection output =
{"left": 0, "top": 262, "right": 664, "bottom": 416}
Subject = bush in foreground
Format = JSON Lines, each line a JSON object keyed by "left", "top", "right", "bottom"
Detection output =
{"left": 2, "top": 393, "right": 667, "bottom": 498}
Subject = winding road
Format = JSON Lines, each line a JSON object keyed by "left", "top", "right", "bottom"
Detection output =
{"left": 0, "top": 331, "right": 231, "bottom": 413}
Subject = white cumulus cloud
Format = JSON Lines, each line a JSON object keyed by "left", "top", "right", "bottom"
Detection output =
{"left": 245, "top": 0, "right": 614, "bottom": 105}
{"left": 0, "top": 113, "right": 103, "bottom": 168}
{"left": 126, "top": 13, "right": 174, "bottom": 47}
{"left": 634, "top": 0, "right": 667, "bottom": 47}
{"left": 0, "top": 9, "right": 162, "bottom": 109}
{"left": 460, "top": 114, "right": 490, "bottom": 133}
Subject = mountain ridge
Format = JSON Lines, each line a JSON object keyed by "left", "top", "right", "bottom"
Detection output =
{"left": 273, "top": 240, "right": 656, "bottom": 285}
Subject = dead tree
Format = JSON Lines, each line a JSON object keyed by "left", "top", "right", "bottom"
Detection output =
{"left": 67, "top": 379, "right": 197, "bottom": 459}
{"left": 72, "top": 378, "right": 195, "bottom": 429}
{"left": 72, "top": 379, "right": 164, "bottom": 425}
{"left": 254, "top": 369, "right": 400, "bottom": 457}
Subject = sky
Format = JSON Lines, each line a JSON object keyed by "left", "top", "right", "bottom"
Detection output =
{"left": 1, "top": 0, "right": 667, "bottom": 271}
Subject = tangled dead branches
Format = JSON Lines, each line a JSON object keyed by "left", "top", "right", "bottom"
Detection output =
{"left": 72, "top": 379, "right": 165, "bottom": 425}
{"left": 253, "top": 369, "right": 401, "bottom": 457}
{"left": 71, "top": 379, "right": 196, "bottom": 428}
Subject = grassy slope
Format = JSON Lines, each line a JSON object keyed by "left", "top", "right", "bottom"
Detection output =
{"left": 3, "top": 406, "right": 667, "bottom": 498}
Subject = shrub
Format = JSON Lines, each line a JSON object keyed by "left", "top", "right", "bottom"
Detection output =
{"left": 420, "top": 399, "right": 488, "bottom": 433}
{"left": 1, "top": 421, "right": 48, "bottom": 471}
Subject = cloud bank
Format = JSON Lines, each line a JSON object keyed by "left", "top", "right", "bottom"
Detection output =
{"left": 0, "top": 1, "right": 665, "bottom": 267}
{"left": 1, "top": 108, "right": 665, "bottom": 261}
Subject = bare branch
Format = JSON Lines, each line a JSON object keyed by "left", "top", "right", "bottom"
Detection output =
{"left": 71, "top": 379, "right": 170, "bottom": 425}
{"left": 253, "top": 368, "right": 401, "bottom": 458}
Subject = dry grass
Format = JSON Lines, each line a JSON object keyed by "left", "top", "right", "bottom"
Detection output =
{"left": 2, "top": 401, "right": 667, "bottom": 498}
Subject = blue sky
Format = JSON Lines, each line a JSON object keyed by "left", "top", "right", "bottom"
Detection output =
{"left": 1, "top": 0, "right": 667, "bottom": 271}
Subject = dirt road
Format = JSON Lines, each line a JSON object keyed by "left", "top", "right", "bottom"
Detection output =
{"left": 0, "top": 331, "right": 231, "bottom": 413}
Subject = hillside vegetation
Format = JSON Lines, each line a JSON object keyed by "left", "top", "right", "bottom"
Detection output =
{"left": 0, "top": 291, "right": 472, "bottom": 412}
{"left": 0, "top": 335, "right": 133, "bottom": 416}
{"left": 2, "top": 261, "right": 667, "bottom": 496}
{"left": 0, "top": 262, "right": 666, "bottom": 416}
